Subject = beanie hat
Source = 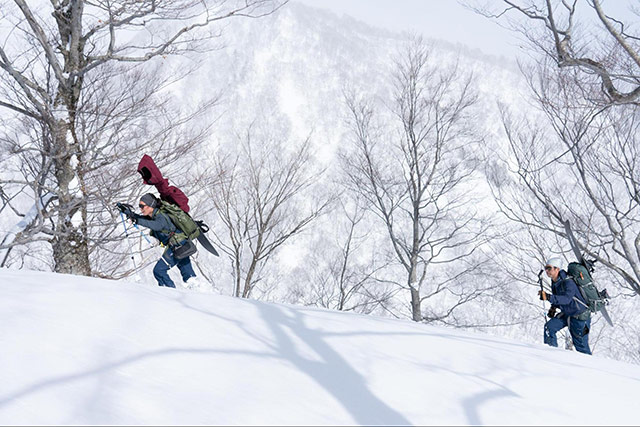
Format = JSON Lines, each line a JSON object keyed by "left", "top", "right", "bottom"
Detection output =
{"left": 545, "top": 257, "right": 564, "bottom": 269}
{"left": 140, "top": 193, "right": 158, "bottom": 208}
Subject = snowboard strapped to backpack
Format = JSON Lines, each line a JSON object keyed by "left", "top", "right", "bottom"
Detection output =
{"left": 566, "top": 261, "right": 610, "bottom": 314}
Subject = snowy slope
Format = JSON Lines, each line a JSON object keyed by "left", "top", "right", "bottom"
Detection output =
{"left": 1, "top": 268, "right": 639, "bottom": 426}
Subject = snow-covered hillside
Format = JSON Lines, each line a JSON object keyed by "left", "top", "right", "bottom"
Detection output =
{"left": 1, "top": 268, "right": 638, "bottom": 425}
{"left": 169, "top": 2, "right": 525, "bottom": 162}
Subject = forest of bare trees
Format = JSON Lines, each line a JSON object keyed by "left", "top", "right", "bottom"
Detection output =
{"left": 2, "top": 0, "right": 640, "bottom": 363}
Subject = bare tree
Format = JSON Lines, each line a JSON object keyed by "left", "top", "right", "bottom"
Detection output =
{"left": 288, "top": 196, "right": 398, "bottom": 315}
{"left": 472, "top": 0, "right": 640, "bottom": 104}
{"left": 208, "top": 126, "right": 329, "bottom": 299}
{"left": 488, "top": 59, "right": 640, "bottom": 298}
{"left": 0, "top": 55, "right": 217, "bottom": 276}
{"left": 0, "top": 0, "right": 286, "bottom": 275}
{"left": 343, "top": 38, "right": 495, "bottom": 323}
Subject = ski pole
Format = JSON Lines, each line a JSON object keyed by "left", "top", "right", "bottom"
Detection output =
{"left": 132, "top": 222, "right": 152, "bottom": 245}
{"left": 538, "top": 269, "right": 548, "bottom": 321}
{"left": 119, "top": 211, "right": 139, "bottom": 273}
{"left": 116, "top": 202, "right": 152, "bottom": 245}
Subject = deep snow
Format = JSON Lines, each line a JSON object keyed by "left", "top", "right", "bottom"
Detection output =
{"left": 1, "top": 268, "right": 639, "bottom": 425}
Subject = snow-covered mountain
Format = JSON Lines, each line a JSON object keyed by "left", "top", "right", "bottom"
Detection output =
{"left": 1, "top": 267, "right": 639, "bottom": 425}
{"left": 166, "top": 2, "right": 526, "bottom": 162}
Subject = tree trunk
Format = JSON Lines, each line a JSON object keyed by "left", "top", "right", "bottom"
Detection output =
{"left": 410, "top": 285, "right": 421, "bottom": 322}
{"left": 52, "top": 231, "right": 91, "bottom": 275}
{"left": 48, "top": 2, "right": 91, "bottom": 276}
{"left": 234, "top": 257, "right": 242, "bottom": 297}
{"left": 51, "top": 108, "right": 91, "bottom": 276}
{"left": 242, "top": 260, "right": 258, "bottom": 298}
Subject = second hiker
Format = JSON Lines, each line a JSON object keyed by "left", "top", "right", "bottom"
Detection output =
{"left": 538, "top": 257, "right": 592, "bottom": 355}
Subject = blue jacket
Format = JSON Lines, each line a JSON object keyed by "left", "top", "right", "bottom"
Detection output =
{"left": 550, "top": 270, "right": 588, "bottom": 318}
{"left": 134, "top": 209, "right": 177, "bottom": 246}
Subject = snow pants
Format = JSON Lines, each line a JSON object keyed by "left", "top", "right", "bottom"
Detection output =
{"left": 544, "top": 314, "right": 592, "bottom": 355}
{"left": 152, "top": 247, "right": 195, "bottom": 288}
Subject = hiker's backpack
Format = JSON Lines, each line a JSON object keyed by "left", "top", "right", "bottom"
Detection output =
{"left": 158, "top": 200, "right": 201, "bottom": 246}
{"left": 567, "top": 262, "right": 609, "bottom": 313}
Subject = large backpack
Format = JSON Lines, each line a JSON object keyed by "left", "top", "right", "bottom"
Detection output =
{"left": 157, "top": 200, "right": 201, "bottom": 246}
{"left": 567, "top": 262, "right": 609, "bottom": 313}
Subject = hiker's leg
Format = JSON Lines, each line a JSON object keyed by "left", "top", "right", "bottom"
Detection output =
{"left": 544, "top": 316, "right": 567, "bottom": 347}
{"left": 176, "top": 256, "right": 196, "bottom": 282}
{"left": 570, "top": 317, "right": 592, "bottom": 355}
{"left": 153, "top": 251, "right": 176, "bottom": 288}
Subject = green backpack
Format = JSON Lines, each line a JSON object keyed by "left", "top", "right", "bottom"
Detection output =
{"left": 157, "top": 200, "right": 201, "bottom": 246}
{"left": 567, "top": 262, "right": 608, "bottom": 313}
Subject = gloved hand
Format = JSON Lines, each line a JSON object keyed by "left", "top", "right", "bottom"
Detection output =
{"left": 548, "top": 306, "right": 557, "bottom": 318}
{"left": 116, "top": 203, "right": 136, "bottom": 222}
{"left": 538, "top": 290, "right": 551, "bottom": 301}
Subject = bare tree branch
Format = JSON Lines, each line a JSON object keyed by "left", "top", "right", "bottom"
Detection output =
{"left": 472, "top": 0, "right": 640, "bottom": 104}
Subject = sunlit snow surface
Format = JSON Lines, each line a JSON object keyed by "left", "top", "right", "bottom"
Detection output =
{"left": 1, "top": 268, "right": 639, "bottom": 425}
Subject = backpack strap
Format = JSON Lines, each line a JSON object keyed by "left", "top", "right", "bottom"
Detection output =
{"left": 573, "top": 296, "right": 588, "bottom": 308}
{"left": 153, "top": 210, "right": 187, "bottom": 246}
{"left": 560, "top": 275, "right": 590, "bottom": 314}
{"left": 568, "top": 275, "right": 590, "bottom": 309}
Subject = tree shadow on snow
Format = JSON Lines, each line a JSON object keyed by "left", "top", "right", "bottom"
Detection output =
{"left": 171, "top": 294, "right": 412, "bottom": 425}
{"left": 249, "top": 301, "right": 411, "bottom": 426}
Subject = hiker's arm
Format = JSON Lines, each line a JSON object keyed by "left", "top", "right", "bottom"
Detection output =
{"left": 135, "top": 213, "right": 172, "bottom": 232}
{"left": 549, "top": 281, "right": 578, "bottom": 306}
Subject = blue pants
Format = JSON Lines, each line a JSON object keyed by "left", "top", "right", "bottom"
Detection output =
{"left": 544, "top": 315, "right": 591, "bottom": 355}
{"left": 152, "top": 247, "right": 195, "bottom": 288}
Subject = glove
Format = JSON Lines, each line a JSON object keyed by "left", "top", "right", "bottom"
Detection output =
{"left": 548, "top": 306, "right": 557, "bottom": 318}
{"left": 116, "top": 202, "right": 129, "bottom": 214}
{"left": 538, "top": 290, "right": 550, "bottom": 301}
{"left": 116, "top": 203, "right": 136, "bottom": 221}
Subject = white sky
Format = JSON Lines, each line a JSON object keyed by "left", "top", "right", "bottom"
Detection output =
{"left": 292, "top": 0, "right": 526, "bottom": 59}
{"left": 293, "top": 0, "right": 636, "bottom": 59}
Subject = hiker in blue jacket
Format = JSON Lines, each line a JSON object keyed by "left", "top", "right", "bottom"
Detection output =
{"left": 538, "top": 257, "right": 592, "bottom": 355}
{"left": 122, "top": 193, "right": 197, "bottom": 288}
